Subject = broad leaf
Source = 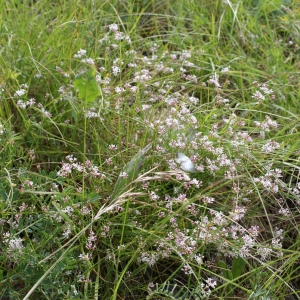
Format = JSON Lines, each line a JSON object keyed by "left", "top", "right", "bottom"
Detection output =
{"left": 74, "top": 68, "right": 100, "bottom": 102}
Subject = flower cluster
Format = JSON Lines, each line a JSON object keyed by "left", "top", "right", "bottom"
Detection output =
{"left": 57, "top": 155, "right": 105, "bottom": 179}
{"left": 3, "top": 233, "right": 24, "bottom": 262}
{"left": 0, "top": 121, "right": 5, "bottom": 140}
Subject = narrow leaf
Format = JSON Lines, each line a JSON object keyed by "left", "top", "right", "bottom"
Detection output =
{"left": 111, "top": 143, "right": 152, "bottom": 200}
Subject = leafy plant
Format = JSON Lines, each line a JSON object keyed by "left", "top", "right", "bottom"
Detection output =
{"left": 73, "top": 68, "right": 101, "bottom": 103}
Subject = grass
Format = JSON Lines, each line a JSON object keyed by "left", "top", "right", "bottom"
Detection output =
{"left": 0, "top": 0, "right": 300, "bottom": 299}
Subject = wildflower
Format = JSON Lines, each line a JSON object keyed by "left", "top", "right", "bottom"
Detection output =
{"left": 57, "top": 162, "right": 73, "bottom": 177}
{"left": 158, "top": 211, "right": 165, "bottom": 218}
{"left": 274, "top": 228, "right": 283, "bottom": 237}
{"left": 206, "top": 277, "right": 217, "bottom": 288}
{"left": 112, "top": 66, "right": 121, "bottom": 76}
{"left": 272, "top": 238, "right": 282, "bottom": 249}
{"left": 221, "top": 66, "right": 230, "bottom": 73}
{"left": 17, "top": 100, "right": 26, "bottom": 109}
{"left": 139, "top": 251, "right": 159, "bottom": 267}
{"left": 212, "top": 211, "right": 227, "bottom": 226}
{"left": 128, "top": 64, "right": 138, "bottom": 70}
{"left": 113, "top": 31, "right": 123, "bottom": 40}
{"left": 130, "top": 86, "right": 138, "bottom": 93}
{"left": 242, "top": 234, "right": 255, "bottom": 248}
{"left": 62, "top": 206, "right": 74, "bottom": 216}
{"left": 108, "top": 23, "right": 118, "bottom": 32}
{"left": 19, "top": 202, "right": 27, "bottom": 212}
{"left": 248, "top": 226, "right": 260, "bottom": 237}
{"left": 261, "top": 140, "right": 280, "bottom": 153}
{"left": 183, "top": 61, "right": 194, "bottom": 67}
{"left": 180, "top": 50, "right": 191, "bottom": 60}
{"left": 252, "top": 90, "right": 265, "bottom": 101}
{"left": 255, "top": 115, "right": 278, "bottom": 132}
{"left": 182, "top": 264, "right": 193, "bottom": 275}
{"left": 85, "top": 109, "right": 100, "bottom": 119}
{"left": 122, "top": 33, "right": 131, "bottom": 43}
{"left": 98, "top": 37, "right": 108, "bottom": 44}
{"left": 23, "top": 180, "right": 34, "bottom": 188}
{"left": 0, "top": 122, "right": 5, "bottom": 136}
{"left": 80, "top": 205, "right": 91, "bottom": 215}
{"left": 194, "top": 254, "right": 204, "bottom": 265}
{"left": 239, "top": 245, "right": 251, "bottom": 258}
{"left": 8, "top": 237, "right": 24, "bottom": 252}
{"left": 265, "top": 116, "right": 278, "bottom": 128}
{"left": 176, "top": 193, "right": 188, "bottom": 202}
{"left": 86, "top": 231, "right": 97, "bottom": 250}
{"left": 256, "top": 246, "right": 272, "bottom": 260}
{"left": 71, "top": 285, "right": 79, "bottom": 296}
{"left": 260, "top": 83, "right": 273, "bottom": 95}
{"left": 162, "top": 66, "right": 174, "bottom": 73}
{"left": 170, "top": 217, "right": 177, "bottom": 227}
{"left": 149, "top": 191, "right": 159, "bottom": 201}
{"left": 77, "top": 275, "right": 91, "bottom": 283}
{"left": 142, "top": 104, "right": 151, "bottom": 111}
{"left": 115, "top": 86, "right": 125, "bottom": 94}
{"left": 73, "top": 49, "right": 87, "bottom": 58}
{"left": 105, "top": 158, "right": 113, "bottom": 165}
{"left": 119, "top": 171, "right": 128, "bottom": 178}
{"left": 14, "top": 89, "right": 27, "bottom": 97}
{"left": 41, "top": 107, "right": 52, "bottom": 118}
{"left": 207, "top": 74, "right": 221, "bottom": 88}
{"left": 134, "top": 69, "right": 151, "bottom": 82}
{"left": 62, "top": 225, "right": 72, "bottom": 238}
{"left": 79, "top": 253, "right": 92, "bottom": 261}
{"left": 230, "top": 205, "right": 247, "bottom": 221}
{"left": 27, "top": 98, "right": 35, "bottom": 106}
{"left": 28, "top": 149, "right": 35, "bottom": 160}
{"left": 216, "top": 95, "right": 229, "bottom": 105}
{"left": 190, "top": 115, "right": 197, "bottom": 124}
{"left": 278, "top": 207, "right": 290, "bottom": 217}
{"left": 4, "top": 234, "right": 25, "bottom": 260}
{"left": 196, "top": 164, "right": 205, "bottom": 172}
{"left": 108, "top": 144, "right": 118, "bottom": 151}
{"left": 34, "top": 73, "right": 43, "bottom": 78}
{"left": 202, "top": 196, "right": 215, "bottom": 204}
{"left": 206, "top": 158, "right": 220, "bottom": 174}
{"left": 189, "top": 178, "right": 202, "bottom": 188}
{"left": 81, "top": 58, "right": 95, "bottom": 65}
{"left": 170, "top": 54, "right": 177, "bottom": 60}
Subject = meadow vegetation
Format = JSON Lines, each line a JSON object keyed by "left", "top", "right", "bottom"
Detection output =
{"left": 0, "top": 0, "right": 300, "bottom": 299}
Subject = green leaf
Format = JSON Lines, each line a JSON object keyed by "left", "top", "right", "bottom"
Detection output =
{"left": 111, "top": 143, "right": 152, "bottom": 200}
{"left": 217, "top": 260, "right": 233, "bottom": 280}
{"left": 74, "top": 68, "right": 100, "bottom": 102}
{"left": 252, "top": 0, "right": 286, "bottom": 15}
{"left": 231, "top": 256, "right": 246, "bottom": 279}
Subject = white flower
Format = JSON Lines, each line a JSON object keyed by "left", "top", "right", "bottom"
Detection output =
{"left": 73, "top": 49, "right": 87, "bottom": 58}
{"left": 119, "top": 171, "right": 128, "bottom": 178}
{"left": 252, "top": 90, "right": 265, "bottom": 101}
{"left": 14, "top": 89, "right": 27, "bottom": 97}
{"left": 221, "top": 66, "right": 230, "bottom": 73}
{"left": 108, "top": 23, "right": 118, "bottom": 32}
{"left": 175, "top": 153, "right": 196, "bottom": 173}
{"left": 81, "top": 58, "right": 95, "bottom": 65}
